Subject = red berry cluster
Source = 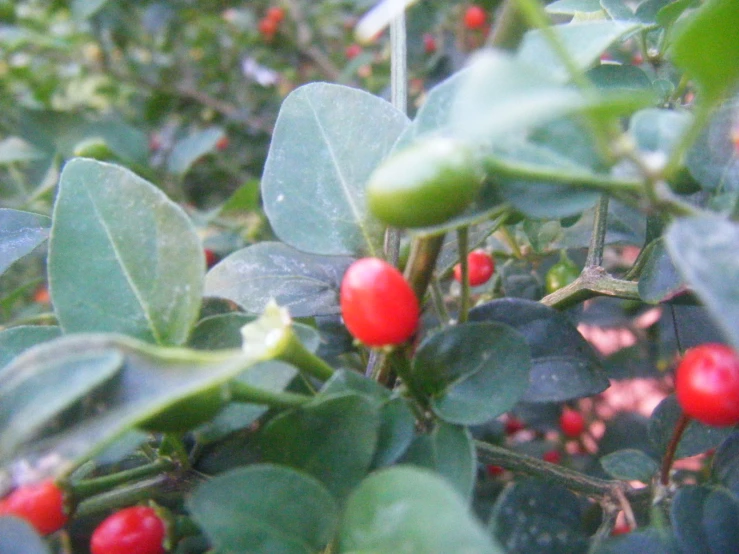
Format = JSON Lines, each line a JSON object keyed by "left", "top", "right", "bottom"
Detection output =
{"left": 340, "top": 258, "right": 419, "bottom": 347}
{"left": 0, "top": 479, "right": 68, "bottom": 535}
{"left": 258, "top": 6, "right": 285, "bottom": 40}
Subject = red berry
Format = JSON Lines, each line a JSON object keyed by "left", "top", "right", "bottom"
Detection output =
{"left": 559, "top": 407, "right": 585, "bottom": 438}
{"left": 345, "top": 44, "right": 362, "bottom": 60}
{"left": 258, "top": 17, "right": 278, "bottom": 38}
{"left": 453, "top": 250, "right": 495, "bottom": 286}
{"left": 675, "top": 343, "right": 739, "bottom": 426}
{"left": 340, "top": 258, "right": 419, "bottom": 347}
{"left": 33, "top": 285, "right": 51, "bottom": 304}
{"left": 631, "top": 52, "right": 644, "bottom": 65}
{"left": 423, "top": 33, "right": 437, "bottom": 54}
{"left": 215, "top": 136, "right": 229, "bottom": 151}
{"left": 90, "top": 506, "right": 165, "bottom": 554}
{"left": 0, "top": 479, "right": 68, "bottom": 535}
{"left": 543, "top": 450, "right": 561, "bottom": 464}
{"left": 486, "top": 464, "right": 505, "bottom": 477}
{"left": 463, "top": 5, "right": 487, "bottom": 30}
{"left": 504, "top": 416, "right": 525, "bottom": 435}
{"left": 204, "top": 248, "right": 218, "bottom": 268}
{"left": 611, "top": 522, "right": 631, "bottom": 536}
{"left": 266, "top": 6, "right": 285, "bottom": 23}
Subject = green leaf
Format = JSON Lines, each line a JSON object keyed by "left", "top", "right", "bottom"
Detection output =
{"left": 585, "top": 64, "right": 653, "bottom": 92}
{"left": 669, "top": 0, "right": 739, "bottom": 104}
{"left": 371, "top": 396, "right": 416, "bottom": 469}
{"left": 188, "top": 464, "right": 339, "bottom": 554}
{"left": 0, "top": 346, "right": 125, "bottom": 460}
{"left": 260, "top": 392, "right": 380, "bottom": 499}
{"left": 17, "top": 111, "right": 148, "bottom": 165}
{"left": 600, "top": 448, "right": 659, "bottom": 481}
{"left": 400, "top": 421, "right": 476, "bottom": 500}
{"left": 452, "top": 50, "right": 654, "bottom": 146}
{"left": 665, "top": 215, "right": 739, "bottom": 349}
{"left": 167, "top": 127, "right": 225, "bottom": 176}
{"left": 600, "top": 0, "right": 636, "bottom": 21}
{"left": 638, "top": 238, "right": 685, "bottom": 303}
{"left": 547, "top": 0, "right": 604, "bottom": 15}
{"left": 193, "top": 361, "right": 298, "bottom": 444}
{"left": 0, "top": 518, "right": 50, "bottom": 554}
{"left": 0, "top": 209, "right": 50, "bottom": 276}
{"left": 517, "top": 21, "right": 642, "bottom": 82}
{"left": 594, "top": 528, "right": 677, "bottom": 554}
{"left": 635, "top": 0, "right": 674, "bottom": 24}
{"left": 486, "top": 140, "right": 603, "bottom": 218}
{"left": 670, "top": 485, "right": 739, "bottom": 554}
{"left": 648, "top": 395, "right": 733, "bottom": 459}
{"left": 630, "top": 108, "right": 693, "bottom": 155}
{"left": 393, "top": 70, "right": 467, "bottom": 149}
{"left": 0, "top": 324, "right": 279, "bottom": 466}
{"left": 413, "top": 322, "right": 531, "bottom": 425}
{"left": 262, "top": 83, "right": 408, "bottom": 257}
{"left": 205, "top": 242, "right": 353, "bottom": 317}
{"left": 489, "top": 479, "right": 589, "bottom": 554}
{"left": 340, "top": 466, "right": 503, "bottom": 554}
{"left": 712, "top": 432, "right": 739, "bottom": 499}
{"left": 0, "top": 326, "right": 62, "bottom": 372}
{"left": 188, "top": 313, "right": 255, "bottom": 350}
{"left": 685, "top": 98, "right": 739, "bottom": 192}
{"left": 321, "top": 371, "right": 415, "bottom": 469}
{"left": 49, "top": 159, "right": 204, "bottom": 345}
{"left": 0, "top": 137, "right": 45, "bottom": 165}
{"left": 72, "top": 0, "right": 111, "bottom": 19}
{"left": 469, "top": 299, "right": 609, "bottom": 402}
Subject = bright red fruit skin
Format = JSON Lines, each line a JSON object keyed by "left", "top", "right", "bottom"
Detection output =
{"left": 90, "top": 506, "right": 166, "bottom": 554}
{"left": 258, "top": 17, "right": 278, "bottom": 37}
{"left": 266, "top": 6, "right": 285, "bottom": 23}
{"left": 559, "top": 407, "right": 585, "bottom": 438}
{"left": 345, "top": 44, "right": 362, "bottom": 60}
{"left": 543, "top": 450, "right": 561, "bottom": 464}
{"left": 340, "top": 258, "right": 419, "bottom": 347}
{"left": 0, "top": 479, "right": 68, "bottom": 535}
{"left": 675, "top": 343, "right": 739, "bottom": 426}
{"left": 453, "top": 250, "right": 495, "bottom": 286}
{"left": 463, "top": 5, "right": 487, "bottom": 29}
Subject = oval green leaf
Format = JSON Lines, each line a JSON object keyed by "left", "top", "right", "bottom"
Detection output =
{"left": 0, "top": 209, "right": 50, "bottom": 276}
{"left": 49, "top": 158, "right": 204, "bottom": 345}
{"left": 260, "top": 392, "right": 380, "bottom": 499}
{"left": 665, "top": 214, "right": 739, "bottom": 350}
{"left": 469, "top": 299, "right": 609, "bottom": 402}
{"left": 205, "top": 242, "right": 353, "bottom": 317}
{"left": 262, "top": 83, "right": 408, "bottom": 257}
{"left": 413, "top": 322, "right": 531, "bottom": 425}
{"left": 188, "top": 464, "right": 339, "bottom": 554}
{"left": 400, "top": 421, "right": 476, "bottom": 500}
{"left": 340, "top": 466, "right": 503, "bottom": 554}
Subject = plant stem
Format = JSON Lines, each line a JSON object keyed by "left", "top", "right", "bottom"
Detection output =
{"left": 476, "top": 441, "right": 649, "bottom": 506}
{"left": 276, "top": 328, "right": 335, "bottom": 381}
{"left": 456, "top": 227, "right": 471, "bottom": 323}
{"left": 660, "top": 411, "right": 691, "bottom": 486}
{"left": 541, "top": 266, "right": 641, "bottom": 310}
{"left": 74, "top": 475, "right": 173, "bottom": 518}
{"left": 229, "top": 381, "right": 312, "bottom": 408}
{"left": 429, "top": 279, "right": 451, "bottom": 325}
{"left": 70, "top": 458, "right": 176, "bottom": 502}
{"left": 404, "top": 234, "right": 445, "bottom": 303}
{"left": 585, "top": 195, "right": 609, "bottom": 268}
